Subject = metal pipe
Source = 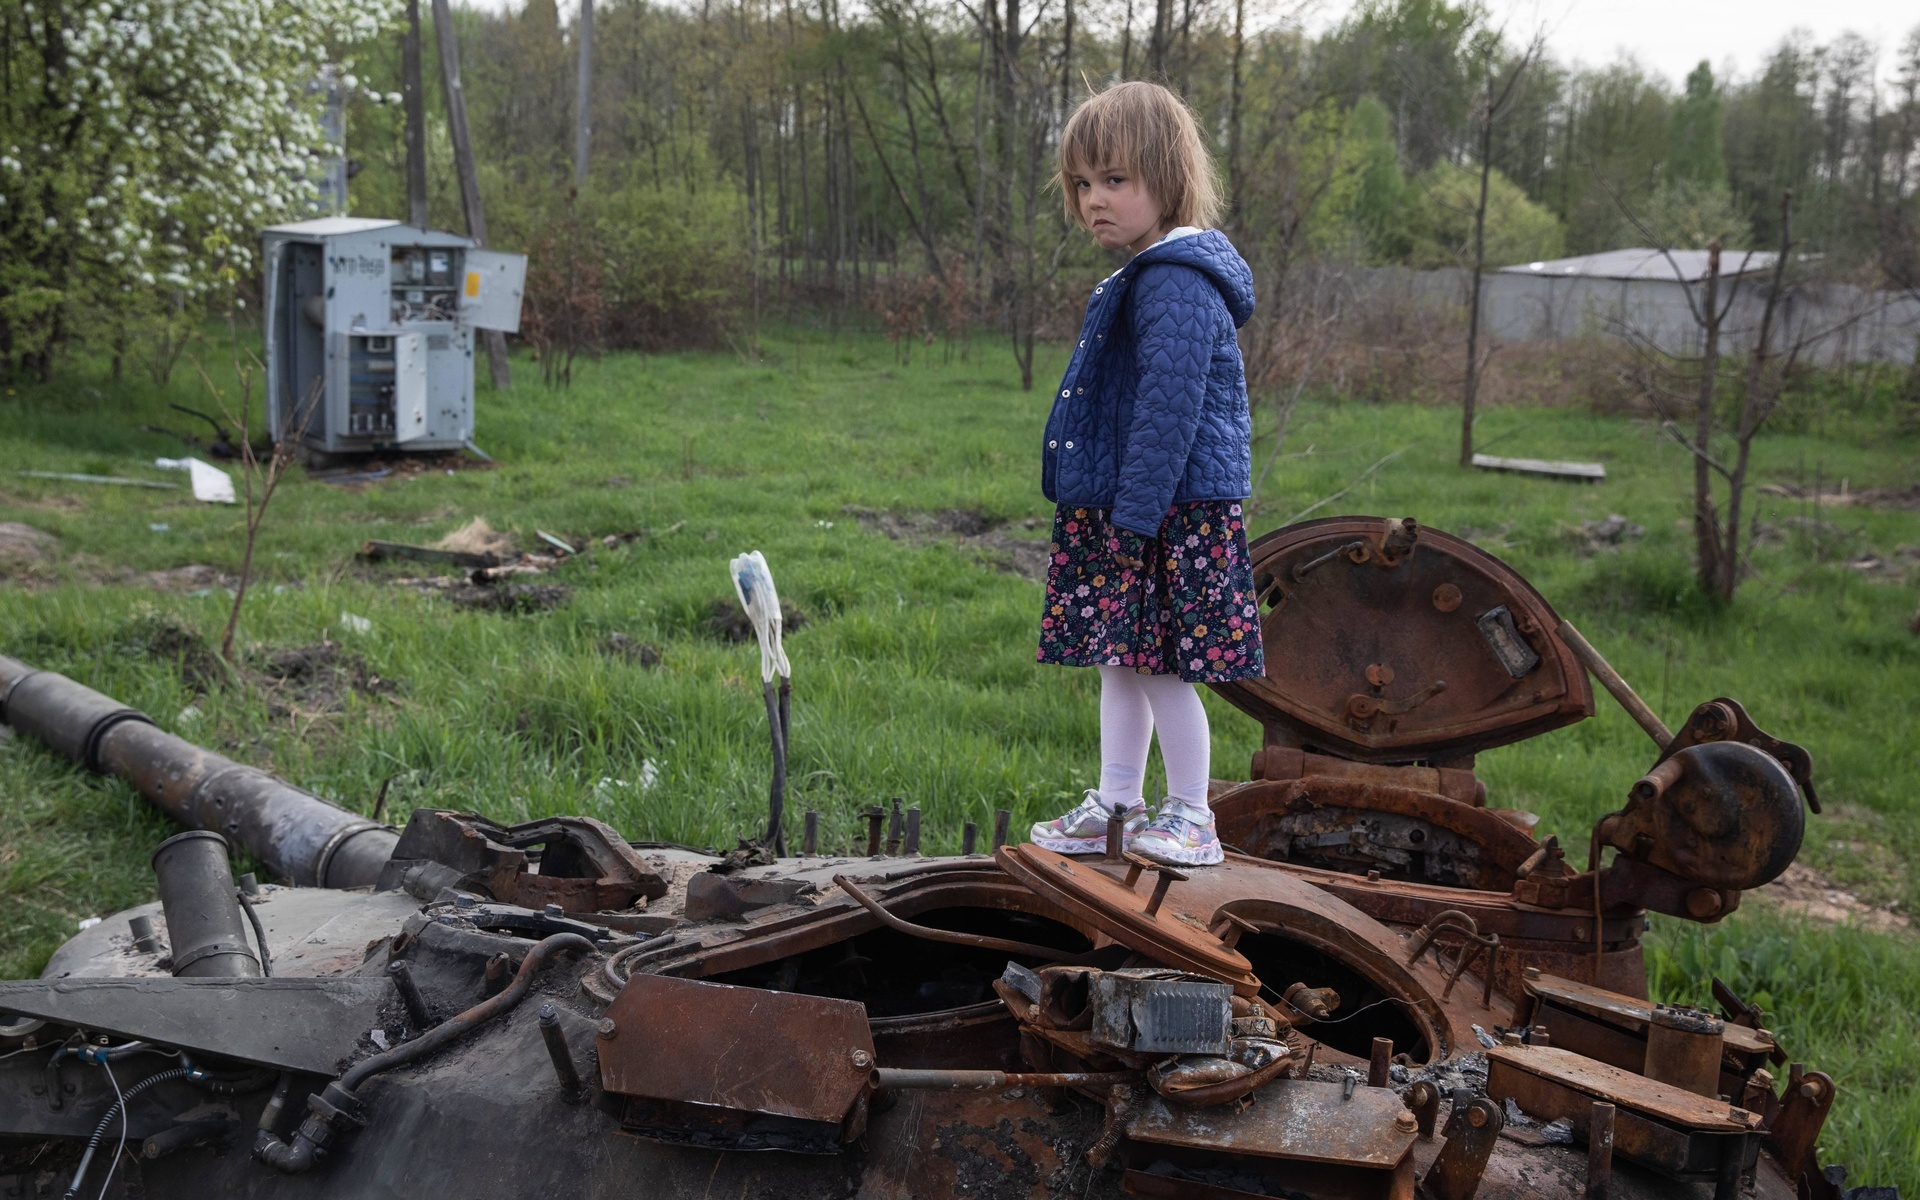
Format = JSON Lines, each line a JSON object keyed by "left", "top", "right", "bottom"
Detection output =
{"left": 962, "top": 822, "right": 978, "bottom": 855}
{"left": 1555, "top": 620, "right": 1674, "bottom": 749}
{"left": 802, "top": 810, "right": 819, "bottom": 856}
{"left": 831, "top": 875, "right": 1084, "bottom": 964}
{"left": 903, "top": 807, "right": 921, "bottom": 856}
{"left": 151, "top": 832, "right": 259, "bottom": 979}
{"left": 388, "top": 960, "right": 431, "bottom": 1029}
{"left": 872, "top": 1068, "right": 1135, "bottom": 1091}
{"left": 1585, "top": 1100, "right": 1615, "bottom": 1199}
{"left": 991, "top": 810, "right": 1011, "bottom": 851}
{"left": 0, "top": 656, "right": 397, "bottom": 887}
{"left": 537, "top": 1004, "right": 587, "bottom": 1103}
{"left": 1368, "top": 1037, "right": 1392, "bottom": 1088}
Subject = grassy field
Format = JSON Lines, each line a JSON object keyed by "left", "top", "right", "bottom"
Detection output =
{"left": 3, "top": 329, "right": 1919, "bottom": 1186}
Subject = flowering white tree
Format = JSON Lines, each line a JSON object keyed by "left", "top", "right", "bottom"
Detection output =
{"left": 0, "top": 0, "right": 399, "bottom": 379}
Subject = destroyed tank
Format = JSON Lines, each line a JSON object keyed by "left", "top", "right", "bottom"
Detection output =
{"left": 0, "top": 516, "right": 1874, "bottom": 1200}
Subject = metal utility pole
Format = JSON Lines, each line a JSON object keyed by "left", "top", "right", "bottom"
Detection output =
{"left": 573, "top": 0, "right": 593, "bottom": 189}
{"left": 401, "top": 0, "right": 430, "bottom": 228}
{"left": 431, "top": 0, "right": 512, "bottom": 390}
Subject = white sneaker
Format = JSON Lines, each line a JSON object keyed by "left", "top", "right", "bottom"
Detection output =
{"left": 1029, "top": 790, "right": 1148, "bottom": 855}
{"left": 1131, "top": 800, "right": 1224, "bottom": 866}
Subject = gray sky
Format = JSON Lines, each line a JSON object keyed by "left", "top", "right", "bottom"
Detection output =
{"left": 1468, "top": 0, "right": 1916, "bottom": 88}
{"left": 491, "top": 0, "right": 1918, "bottom": 91}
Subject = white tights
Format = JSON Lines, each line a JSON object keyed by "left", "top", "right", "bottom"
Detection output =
{"left": 1097, "top": 664, "right": 1211, "bottom": 811}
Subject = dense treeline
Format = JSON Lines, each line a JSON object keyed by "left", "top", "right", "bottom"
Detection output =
{"left": 336, "top": 0, "right": 1920, "bottom": 376}
{"left": 4, "top": 0, "right": 1917, "bottom": 382}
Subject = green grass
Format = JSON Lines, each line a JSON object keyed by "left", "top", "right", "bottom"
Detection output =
{"left": 3, "top": 331, "right": 1920, "bottom": 1186}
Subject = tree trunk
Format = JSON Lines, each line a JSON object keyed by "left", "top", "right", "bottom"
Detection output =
{"left": 1693, "top": 241, "right": 1724, "bottom": 595}
{"left": 1718, "top": 194, "right": 1795, "bottom": 601}
{"left": 432, "top": 0, "right": 512, "bottom": 389}
{"left": 1227, "top": 0, "right": 1244, "bottom": 220}
{"left": 1458, "top": 76, "right": 1495, "bottom": 468}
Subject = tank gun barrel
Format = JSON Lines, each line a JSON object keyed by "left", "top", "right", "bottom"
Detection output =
{"left": 0, "top": 654, "right": 396, "bottom": 887}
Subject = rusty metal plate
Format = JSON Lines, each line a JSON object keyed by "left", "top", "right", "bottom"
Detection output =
{"left": 1485, "top": 1045, "right": 1759, "bottom": 1132}
{"left": 1527, "top": 974, "right": 1776, "bottom": 1057}
{"left": 1125, "top": 1077, "right": 1418, "bottom": 1168}
{"left": 597, "top": 973, "right": 875, "bottom": 1125}
{"left": 995, "top": 845, "right": 1260, "bottom": 995}
{"left": 1212, "top": 517, "right": 1593, "bottom": 763}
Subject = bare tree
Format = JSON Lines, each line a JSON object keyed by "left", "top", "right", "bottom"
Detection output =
{"left": 1458, "top": 32, "right": 1542, "bottom": 467}
{"left": 201, "top": 343, "right": 319, "bottom": 663}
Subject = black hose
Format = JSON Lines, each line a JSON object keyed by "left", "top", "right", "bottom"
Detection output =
{"left": 65, "top": 1066, "right": 190, "bottom": 1200}
{"left": 235, "top": 888, "right": 272, "bottom": 977}
{"left": 255, "top": 933, "right": 596, "bottom": 1174}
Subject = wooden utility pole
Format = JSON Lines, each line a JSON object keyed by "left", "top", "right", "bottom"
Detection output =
{"left": 431, "top": 0, "right": 512, "bottom": 389}
{"left": 573, "top": 0, "right": 593, "bottom": 189}
{"left": 401, "top": 0, "right": 430, "bottom": 228}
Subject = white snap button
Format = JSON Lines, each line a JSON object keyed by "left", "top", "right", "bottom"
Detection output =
{"left": 1065, "top": 441, "right": 1074, "bottom": 448}
{"left": 1095, "top": 287, "right": 1104, "bottom": 294}
{"left": 1061, "top": 389, "right": 1070, "bottom": 397}
{"left": 1076, "top": 388, "right": 1084, "bottom": 394}
{"left": 1079, "top": 340, "right": 1085, "bottom": 347}
{"left": 1048, "top": 440, "right": 1057, "bottom": 448}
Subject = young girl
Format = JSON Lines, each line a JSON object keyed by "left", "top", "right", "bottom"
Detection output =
{"left": 1030, "top": 81, "right": 1262, "bottom": 868}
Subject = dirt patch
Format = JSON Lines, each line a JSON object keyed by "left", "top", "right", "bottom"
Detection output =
{"left": 848, "top": 506, "right": 1050, "bottom": 582}
{"left": 1751, "top": 863, "right": 1910, "bottom": 933}
{"left": 1760, "top": 481, "right": 1920, "bottom": 510}
{"left": 449, "top": 582, "right": 571, "bottom": 612}
{"left": 603, "top": 633, "right": 662, "bottom": 666}
{"left": 304, "top": 451, "right": 495, "bottom": 489}
{"left": 121, "top": 610, "right": 228, "bottom": 693}
{"left": 0, "top": 523, "right": 55, "bottom": 566}
{"left": 708, "top": 597, "right": 807, "bottom": 642}
{"left": 253, "top": 640, "right": 398, "bottom": 718}
{"left": 142, "top": 564, "right": 236, "bottom": 592}
{"left": 434, "top": 517, "right": 519, "bottom": 559}
{"left": 1568, "top": 514, "right": 1644, "bottom": 554}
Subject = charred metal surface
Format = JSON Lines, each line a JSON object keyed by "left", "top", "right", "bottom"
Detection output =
{"left": 0, "top": 978, "right": 388, "bottom": 1074}
{"left": 378, "top": 808, "right": 667, "bottom": 910}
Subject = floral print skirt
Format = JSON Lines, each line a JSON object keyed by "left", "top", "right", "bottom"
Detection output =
{"left": 1036, "top": 500, "right": 1265, "bottom": 683}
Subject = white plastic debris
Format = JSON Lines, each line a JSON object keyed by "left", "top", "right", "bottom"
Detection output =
{"left": 637, "top": 759, "right": 660, "bottom": 791}
{"left": 728, "top": 551, "right": 791, "bottom": 684}
{"left": 154, "top": 457, "right": 236, "bottom": 504}
{"left": 1471, "top": 1024, "right": 1498, "bottom": 1049}
{"left": 176, "top": 705, "right": 203, "bottom": 726}
{"left": 149, "top": 523, "right": 169, "bottom": 533}
{"left": 369, "top": 1028, "right": 390, "bottom": 1051}
{"left": 78, "top": 917, "right": 102, "bottom": 930}
{"left": 339, "top": 612, "right": 373, "bottom": 635}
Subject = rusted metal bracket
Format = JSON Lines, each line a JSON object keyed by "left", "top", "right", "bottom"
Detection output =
{"left": 1768, "top": 1065, "right": 1837, "bottom": 1196}
{"left": 1421, "top": 1093, "right": 1503, "bottom": 1200}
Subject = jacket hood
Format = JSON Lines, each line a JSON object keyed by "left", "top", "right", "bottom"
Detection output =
{"left": 1132, "top": 229, "right": 1256, "bottom": 328}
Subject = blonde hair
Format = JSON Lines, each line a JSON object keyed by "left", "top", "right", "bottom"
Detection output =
{"left": 1058, "top": 81, "right": 1223, "bottom": 232}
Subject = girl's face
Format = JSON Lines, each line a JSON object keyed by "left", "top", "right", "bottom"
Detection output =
{"left": 1070, "top": 161, "right": 1168, "bottom": 254}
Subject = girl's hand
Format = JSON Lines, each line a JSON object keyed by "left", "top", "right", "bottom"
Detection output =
{"left": 1111, "top": 528, "right": 1151, "bottom": 572}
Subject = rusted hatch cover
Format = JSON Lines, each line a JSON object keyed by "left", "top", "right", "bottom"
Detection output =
{"left": 995, "top": 845, "right": 1260, "bottom": 996}
{"left": 597, "top": 973, "right": 876, "bottom": 1152}
{"left": 1213, "top": 516, "right": 1593, "bottom": 763}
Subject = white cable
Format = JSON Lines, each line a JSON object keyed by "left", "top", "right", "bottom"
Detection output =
{"left": 97, "top": 1061, "right": 125, "bottom": 1200}
{"left": 728, "top": 551, "right": 791, "bottom": 684}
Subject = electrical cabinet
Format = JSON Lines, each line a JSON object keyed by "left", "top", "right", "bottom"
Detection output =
{"left": 262, "top": 218, "right": 526, "bottom": 456}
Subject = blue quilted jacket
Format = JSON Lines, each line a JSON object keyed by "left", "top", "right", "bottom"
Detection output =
{"left": 1041, "top": 228, "right": 1256, "bottom": 543}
